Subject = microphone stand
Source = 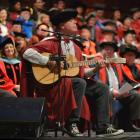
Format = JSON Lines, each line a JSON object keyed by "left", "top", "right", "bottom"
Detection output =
{"left": 45, "top": 30, "right": 74, "bottom": 137}
{"left": 43, "top": 29, "right": 87, "bottom": 136}
{"left": 54, "top": 32, "right": 67, "bottom": 137}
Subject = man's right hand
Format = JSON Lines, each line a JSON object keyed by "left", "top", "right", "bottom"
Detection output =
{"left": 47, "top": 61, "right": 58, "bottom": 73}
{"left": 112, "top": 89, "right": 120, "bottom": 99}
{"left": 47, "top": 61, "right": 64, "bottom": 74}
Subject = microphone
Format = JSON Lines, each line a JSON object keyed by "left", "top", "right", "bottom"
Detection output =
{"left": 41, "top": 29, "right": 87, "bottom": 42}
{"left": 74, "top": 35, "right": 88, "bottom": 42}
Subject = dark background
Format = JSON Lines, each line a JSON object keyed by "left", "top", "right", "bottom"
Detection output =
{"left": 0, "top": 0, "right": 140, "bottom": 16}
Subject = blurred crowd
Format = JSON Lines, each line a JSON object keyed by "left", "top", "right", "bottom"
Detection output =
{"left": 0, "top": 0, "right": 140, "bottom": 135}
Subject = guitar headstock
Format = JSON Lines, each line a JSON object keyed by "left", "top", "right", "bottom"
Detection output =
{"left": 106, "top": 57, "right": 126, "bottom": 64}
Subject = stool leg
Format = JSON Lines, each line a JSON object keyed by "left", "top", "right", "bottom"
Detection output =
{"left": 87, "top": 122, "right": 91, "bottom": 137}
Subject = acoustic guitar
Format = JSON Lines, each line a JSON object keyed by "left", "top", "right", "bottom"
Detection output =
{"left": 32, "top": 53, "right": 126, "bottom": 85}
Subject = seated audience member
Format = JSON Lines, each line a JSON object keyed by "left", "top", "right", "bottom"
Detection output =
{"left": 85, "top": 14, "right": 101, "bottom": 42}
{"left": 79, "top": 26, "right": 97, "bottom": 55}
{"left": 14, "top": 32, "right": 27, "bottom": 56}
{"left": 8, "top": 0, "right": 21, "bottom": 21}
{"left": 120, "top": 29, "right": 140, "bottom": 52}
{"left": 0, "top": 36, "right": 21, "bottom": 96}
{"left": 100, "top": 28, "right": 116, "bottom": 43}
{"left": 101, "top": 20, "right": 121, "bottom": 43}
{"left": 130, "top": 8, "right": 140, "bottom": 41}
{"left": 119, "top": 44, "right": 140, "bottom": 92}
{"left": 56, "top": 0, "right": 66, "bottom": 11}
{"left": 93, "top": 3, "right": 106, "bottom": 22}
{"left": 0, "top": 7, "right": 11, "bottom": 37}
{"left": 36, "top": 11, "right": 54, "bottom": 36}
{"left": 102, "top": 20, "right": 117, "bottom": 32}
{"left": 16, "top": 7, "right": 35, "bottom": 39}
{"left": 96, "top": 41, "right": 140, "bottom": 131}
{"left": 75, "top": 3, "right": 86, "bottom": 28}
{"left": 29, "top": 23, "right": 50, "bottom": 45}
{"left": 31, "top": 0, "right": 46, "bottom": 21}
{"left": 10, "top": 20, "right": 23, "bottom": 36}
{"left": 121, "top": 15, "right": 133, "bottom": 31}
{"left": 111, "top": 7, "right": 123, "bottom": 27}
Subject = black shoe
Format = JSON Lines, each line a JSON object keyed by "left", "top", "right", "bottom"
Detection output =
{"left": 96, "top": 125, "right": 124, "bottom": 138}
{"left": 65, "top": 123, "right": 83, "bottom": 137}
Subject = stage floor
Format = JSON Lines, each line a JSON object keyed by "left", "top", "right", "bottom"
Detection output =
{"left": 40, "top": 131, "right": 140, "bottom": 140}
{"left": 1, "top": 130, "right": 140, "bottom": 140}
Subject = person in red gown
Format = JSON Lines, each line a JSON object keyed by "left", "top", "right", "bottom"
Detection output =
{"left": 21, "top": 9, "right": 124, "bottom": 137}
{"left": 96, "top": 41, "right": 140, "bottom": 131}
{"left": 119, "top": 44, "right": 140, "bottom": 93}
{"left": 0, "top": 36, "right": 21, "bottom": 96}
{"left": 20, "top": 9, "right": 91, "bottom": 137}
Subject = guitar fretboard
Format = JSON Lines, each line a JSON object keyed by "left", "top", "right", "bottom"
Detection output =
{"left": 70, "top": 59, "right": 97, "bottom": 67}
{"left": 69, "top": 57, "right": 126, "bottom": 68}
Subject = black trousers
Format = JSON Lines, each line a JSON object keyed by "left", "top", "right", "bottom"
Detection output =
{"left": 68, "top": 77, "right": 86, "bottom": 123}
{"left": 119, "top": 90, "right": 140, "bottom": 120}
{"left": 114, "top": 90, "right": 140, "bottom": 129}
{"left": 85, "top": 79, "right": 110, "bottom": 131}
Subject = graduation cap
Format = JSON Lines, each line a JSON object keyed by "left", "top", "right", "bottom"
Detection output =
{"left": 13, "top": 32, "right": 27, "bottom": 38}
{"left": 49, "top": 8, "right": 77, "bottom": 26}
{"left": 0, "top": 36, "right": 15, "bottom": 49}
{"left": 119, "top": 44, "right": 139, "bottom": 58}
{"left": 99, "top": 41, "right": 118, "bottom": 52}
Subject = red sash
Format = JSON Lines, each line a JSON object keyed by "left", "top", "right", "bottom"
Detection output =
{"left": 99, "top": 64, "right": 123, "bottom": 86}
{"left": 0, "top": 61, "right": 16, "bottom": 95}
{"left": 121, "top": 64, "right": 140, "bottom": 83}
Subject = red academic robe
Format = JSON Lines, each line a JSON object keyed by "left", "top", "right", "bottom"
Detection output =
{"left": 98, "top": 64, "right": 123, "bottom": 117}
{"left": 121, "top": 64, "right": 140, "bottom": 93}
{"left": 20, "top": 37, "right": 90, "bottom": 125}
{"left": 0, "top": 61, "right": 16, "bottom": 96}
{"left": 0, "top": 60, "right": 21, "bottom": 85}
{"left": 98, "top": 64, "right": 123, "bottom": 86}
{"left": 82, "top": 40, "right": 97, "bottom": 55}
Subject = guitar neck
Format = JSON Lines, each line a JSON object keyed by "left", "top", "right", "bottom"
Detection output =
{"left": 69, "top": 57, "right": 126, "bottom": 68}
{"left": 70, "top": 59, "right": 97, "bottom": 68}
